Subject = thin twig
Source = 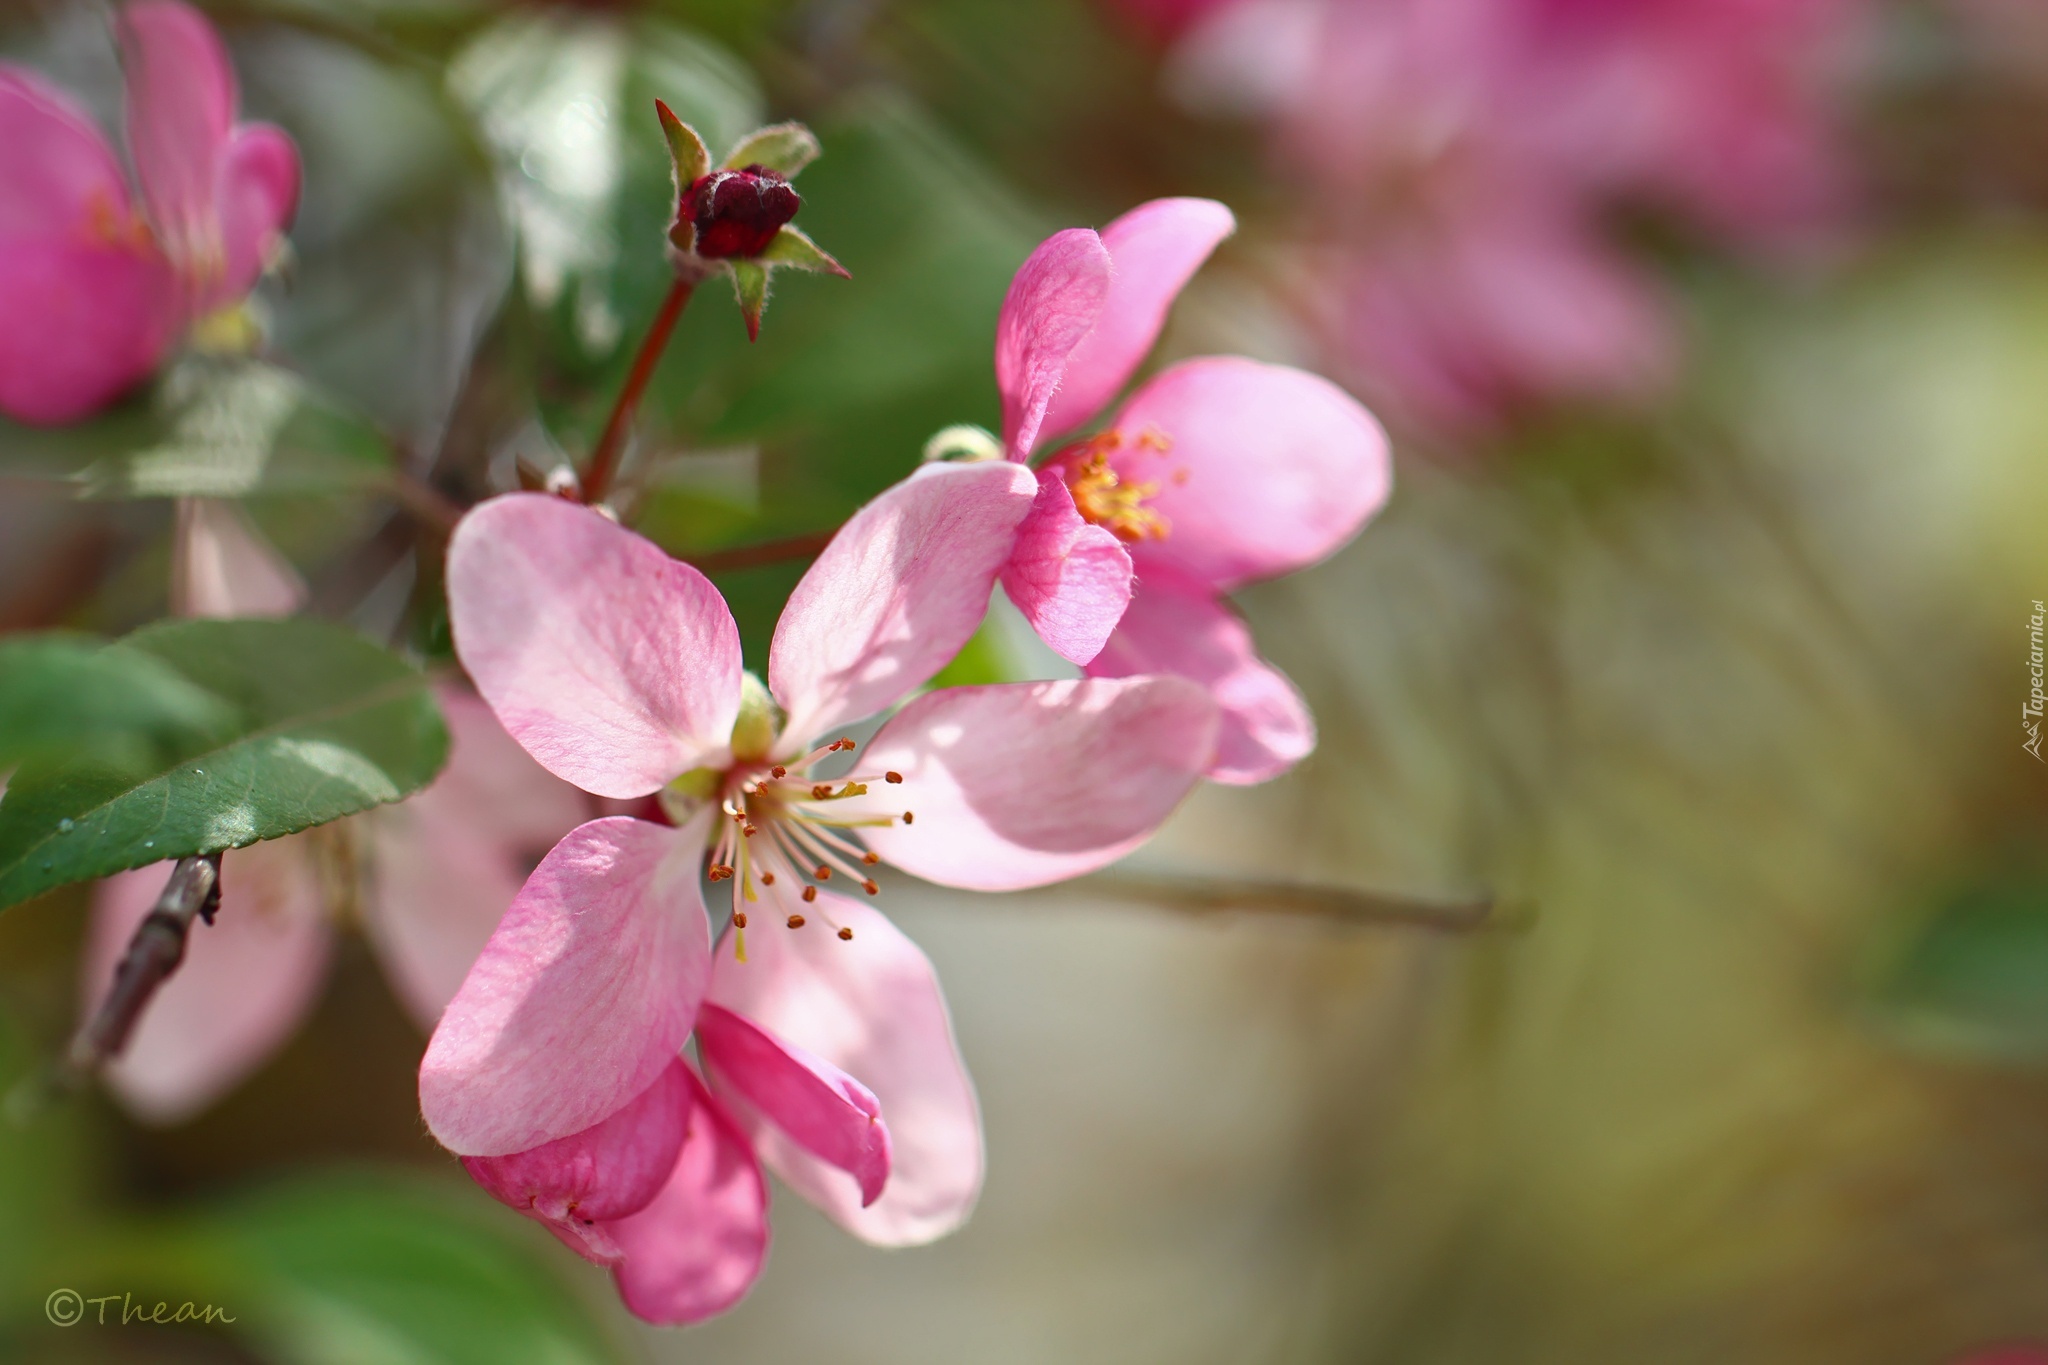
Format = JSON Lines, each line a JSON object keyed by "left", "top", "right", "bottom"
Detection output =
{"left": 585, "top": 278, "right": 698, "bottom": 507}
{"left": 1071, "top": 870, "right": 1520, "bottom": 933}
{"left": 381, "top": 466, "right": 463, "bottom": 539}
{"left": 63, "top": 854, "right": 222, "bottom": 1081}
{"left": 682, "top": 530, "right": 837, "bottom": 575}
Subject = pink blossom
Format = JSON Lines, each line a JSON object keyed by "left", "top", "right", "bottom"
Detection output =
{"left": 423, "top": 471, "right": 1218, "bottom": 1322}
{"left": 83, "top": 501, "right": 587, "bottom": 1123}
{"left": 989, "top": 200, "right": 1392, "bottom": 783}
{"left": 0, "top": 0, "right": 300, "bottom": 426}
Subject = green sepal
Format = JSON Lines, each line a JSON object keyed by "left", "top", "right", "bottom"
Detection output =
{"left": 721, "top": 121, "right": 820, "bottom": 178}
{"left": 732, "top": 261, "right": 770, "bottom": 342}
{"left": 657, "top": 99, "right": 709, "bottom": 255}
{"left": 761, "top": 223, "right": 850, "bottom": 278}
{"left": 729, "top": 671, "right": 779, "bottom": 762}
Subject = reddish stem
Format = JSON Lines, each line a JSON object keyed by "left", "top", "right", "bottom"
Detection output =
{"left": 583, "top": 277, "right": 696, "bottom": 505}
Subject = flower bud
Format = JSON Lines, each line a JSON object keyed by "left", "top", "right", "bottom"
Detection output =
{"left": 684, "top": 165, "right": 801, "bottom": 260}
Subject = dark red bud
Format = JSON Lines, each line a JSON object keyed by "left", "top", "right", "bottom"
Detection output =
{"left": 683, "top": 165, "right": 799, "bottom": 259}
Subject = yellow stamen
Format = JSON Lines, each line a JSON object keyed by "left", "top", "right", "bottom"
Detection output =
{"left": 1061, "top": 437, "right": 1171, "bottom": 543}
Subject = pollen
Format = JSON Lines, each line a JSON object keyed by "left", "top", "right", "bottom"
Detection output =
{"left": 732, "top": 911, "right": 749, "bottom": 928}
{"left": 885, "top": 771, "right": 903, "bottom": 783}
{"left": 787, "top": 914, "right": 806, "bottom": 928}
{"left": 802, "top": 885, "right": 818, "bottom": 903}
{"left": 1062, "top": 444, "right": 1171, "bottom": 543}
{"left": 861, "top": 879, "right": 879, "bottom": 895}
{"left": 838, "top": 927, "right": 854, "bottom": 940}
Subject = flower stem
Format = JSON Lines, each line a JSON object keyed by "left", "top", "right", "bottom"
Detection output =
{"left": 65, "top": 854, "right": 223, "bottom": 1080}
{"left": 583, "top": 277, "right": 696, "bottom": 506}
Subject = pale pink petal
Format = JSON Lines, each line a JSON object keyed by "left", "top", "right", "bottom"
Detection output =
{"left": 1037, "top": 198, "right": 1235, "bottom": 444}
{"left": 363, "top": 690, "right": 589, "bottom": 1029}
{"left": 85, "top": 839, "right": 329, "bottom": 1124}
{"left": 210, "top": 123, "right": 299, "bottom": 309}
{"left": 854, "top": 676, "right": 1217, "bottom": 891}
{"left": 447, "top": 494, "right": 743, "bottom": 799}
{"left": 1087, "top": 579, "right": 1314, "bottom": 785}
{"left": 1104, "top": 356, "right": 1391, "bottom": 593}
{"left": 605, "top": 1069, "right": 769, "bottom": 1325}
{"left": 696, "top": 1003, "right": 890, "bottom": 1207}
{"left": 768, "top": 461, "right": 1037, "bottom": 747}
{"left": 994, "top": 227, "right": 1112, "bottom": 458}
{"left": 418, "top": 816, "right": 713, "bottom": 1157}
{"left": 998, "top": 468, "right": 1133, "bottom": 666}
{"left": 0, "top": 68, "right": 132, "bottom": 238}
{"left": 462, "top": 1058, "right": 693, "bottom": 1267}
{"left": 0, "top": 238, "right": 176, "bottom": 425}
{"left": 119, "top": 0, "right": 236, "bottom": 264}
{"left": 170, "top": 498, "right": 305, "bottom": 618}
{"left": 707, "top": 893, "right": 979, "bottom": 1246}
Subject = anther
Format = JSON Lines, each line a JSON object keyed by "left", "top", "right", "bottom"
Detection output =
{"left": 787, "top": 914, "right": 806, "bottom": 928}
{"left": 802, "top": 885, "right": 818, "bottom": 903}
{"left": 813, "top": 784, "right": 834, "bottom": 799}
{"left": 708, "top": 865, "right": 734, "bottom": 881}
{"left": 761, "top": 871, "right": 776, "bottom": 885}
{"left": 771, "top": 765, "right": 787, "bottom": 778}
{"left": 902, "top": 811, "right": 915, "bottom": 824}
{"left": 862, "top": 852, "right": 880, "bottom": 865}
{"left": 815, "top": 865, "right": 832, "bottom": 880}
{"left": 861, "top": 879, "right": 878, "bottom": 895}
{"left": 885, "top": 771, "right": 903, "bottom": 784}
{"left": 833, "top": 738, "right": 856, "bottom": 751}
{"left": 742, "top": 824, "right": 758, "bottom": 837}
{"left": 838, "top": 927, "right": 854, "bottom": 940}
{"left": 732, "top": 911, "right": 749, "bottom": 928}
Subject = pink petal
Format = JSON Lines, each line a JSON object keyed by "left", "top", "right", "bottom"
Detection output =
{"left": 854, "top": 676, "right": 1217, "bottom": 891}
{"left": 605, "top": 1069, "right": 769, "bottom": 1325}
{"left": 119, "top": 0, "right": 237, "bottom": 266}
{"left": 210, "top": 123, "right": 299, "bottom": 310}
{"left": 0, "top": 237, "right": 177, "bottom": 425}
{"left": 768, "top": 462, "right": 1037, "bottom": 747}
{"left": 0, "top": 68, "right": 132, "bottom": 239}
{"left": 462, "top": 1058, "right": 693, "bottom": 1267}
{"left": 1037, "top": 198, "right": 1235, "bottom": 445}
{"left": 696, "top": 1002, "right": 891, "bottom": 1208}
{"left": 418, "top": 816, "right": 713, "bottom": 1157}
{"left": 1087, "top": 579, "right": 1314, "bottom": 785}
{"left": 363, "top": 689, "right": 589, "bottom": 1030}
{"left": 447, "top": 494, "right": 743, "bottom": 799}
{"left": 994, "top": 227, "right": 1112, "bottom": 458}
{"left": 170, "top": 498, "right": 305, "bottom": 618}
{"left": 998, "top": 468, "right": 1133, "bottom": 666}
{"left": 1105, "top": 356, "right": 1392, "bottom": 593}
{"left": 85, "top": 840, "right": 329, "bottom": 1124}
{"left": 707, "top": 893, "right": 980, "bottom": 1246}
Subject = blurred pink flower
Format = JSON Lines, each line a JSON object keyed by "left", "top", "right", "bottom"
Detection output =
{"left": 83, "top": 500, "right": 587, "bottom": 1124}
{"left": 421, "top": 477, "right": 1216, "bottom": 1322}
{"left": 1142, "top": 0, "right": 1866, "bottom": 431}
{"left": 991, "top": 200, "right": 1392, "bottom": 783}
{"left": 0, "top": 0, "right": 300, "bottom": 425}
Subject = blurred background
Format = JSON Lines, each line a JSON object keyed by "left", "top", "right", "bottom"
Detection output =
{"left": 4, "top": 0, "right": 2048, "bottom": 1360}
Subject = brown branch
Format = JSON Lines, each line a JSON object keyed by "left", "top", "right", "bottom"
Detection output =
{"left": 681, "top": 530, "right": 836, "bottom": 575}
{"left": 64, "top": 854, "right": 222, "bottom": 1081}
{"left": 1071, "top": 870, "right": 1521, "bottom": 933}
{"left": 584, "top": 278, "right": 698, "bottom": 507}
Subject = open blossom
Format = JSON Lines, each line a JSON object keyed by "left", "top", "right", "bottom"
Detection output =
{"left": 0, "top": 0, "right": 300, "bottom": 426}
{"left": 987, "top": 198, "right": 1391, "bottom": 783}
{"left": 422, "top": 467, "right": 1218, "bottom": 1322}
{"left": 85, "top": 501, "right": 586, "bottom": 1123}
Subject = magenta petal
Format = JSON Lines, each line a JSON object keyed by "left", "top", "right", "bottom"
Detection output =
{"left": 768, "top": 462, "right": 1037, "bottom": 747}
{"left": 119, "top": 0, "right": 237, "bottom": 263}
{"left": 447, "top": 494, "right": 743, "bottom": 799}
{"left": 418, "top": 816, "right": 713, "bottom": 1157}
{"left": 0, "top": 237, "right": 178, "bottom": 425}
{"left": 605, "top": 1070, "right": 769, "bottom": 1325}
{"left": 0, "top": 68, "right": 133, "bottom": 238}
{"left": 708, "top": 893, "right": 980, "bottom": 1245}
{"left": 1088, "top": 580, "right": 1314, "bottom": 785}
{"left": 697, "top": 1003, "right": 891, "bottom": 1208}
{"left": 462, "top": 1058, "right": 693, "bottom": 1267}
{"left": 85, "top": 841, "right": 329, "bottom": 1124}
{"left": 855, "top": 676, "right": 1217, "bottom": 891}
{"left": 994, "top": 227, "right": 1112, "bottom": 459}
{"left": 171, "top": 498, "right": 305, "bottom": 618}
{"left": 210, "top": 123, "right": 299, "bottom": 309}
{"left": 999, "top": 468, "right": 1133, "bottom": 666}
{"left": 1110, "top": 356, "right": 1392, "bottom": 593}
{"left": 1037, "top": 198, "right": 1235, "bottom": 445}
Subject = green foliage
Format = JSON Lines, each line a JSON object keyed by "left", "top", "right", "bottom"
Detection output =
{"left": 0, "top": 633, "right": 235, "bottom": 772}
{"left": 1864, "top": 871, "right": 2048, "bottom": 1061}
{"left": 0, "top": 620, "right": 448, "bottom": 912}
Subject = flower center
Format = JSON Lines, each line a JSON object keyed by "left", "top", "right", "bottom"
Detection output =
{"left": 663, "top": 734, "right": 912, "bottom": 959}
{"left": 1053, "top": 429, "right": 1176, "bottom": 543}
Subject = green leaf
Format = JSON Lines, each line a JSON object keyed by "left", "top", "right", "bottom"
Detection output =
{"left": 0, "top": 359, "right": 392, "bottom": 499}
{"left": 0, "top": 619, "right": 448, "bottom": 911}
{"left": 0, "top": 632, "right": 236, "bottom": 772}
{"left": 761, "top": 223, "right": 850, "bottom": 277}
{"left": 196, "top": 1170, "right": 631, "bottom": 1365}
{"left": 721, "top": 120, "right": 821, "bottom": 177}
{"left": 1863, "top": 872, "right": 2048, "bottom": 1062}
{"left": 731, "top": 261, "right": 770, "bottom": 342}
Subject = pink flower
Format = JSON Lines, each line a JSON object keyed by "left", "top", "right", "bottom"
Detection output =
{"left": 0, "top": 0, "right": 300, "bottom": 426}
{"left": 83, "top": 500, "right": 587, "bottom": 1123}
{"left": 422, "top": 468, "right": 1219, "bottom": 1322}
{"left": 989, "top": 199, "right": 1392, "bottom": 784}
